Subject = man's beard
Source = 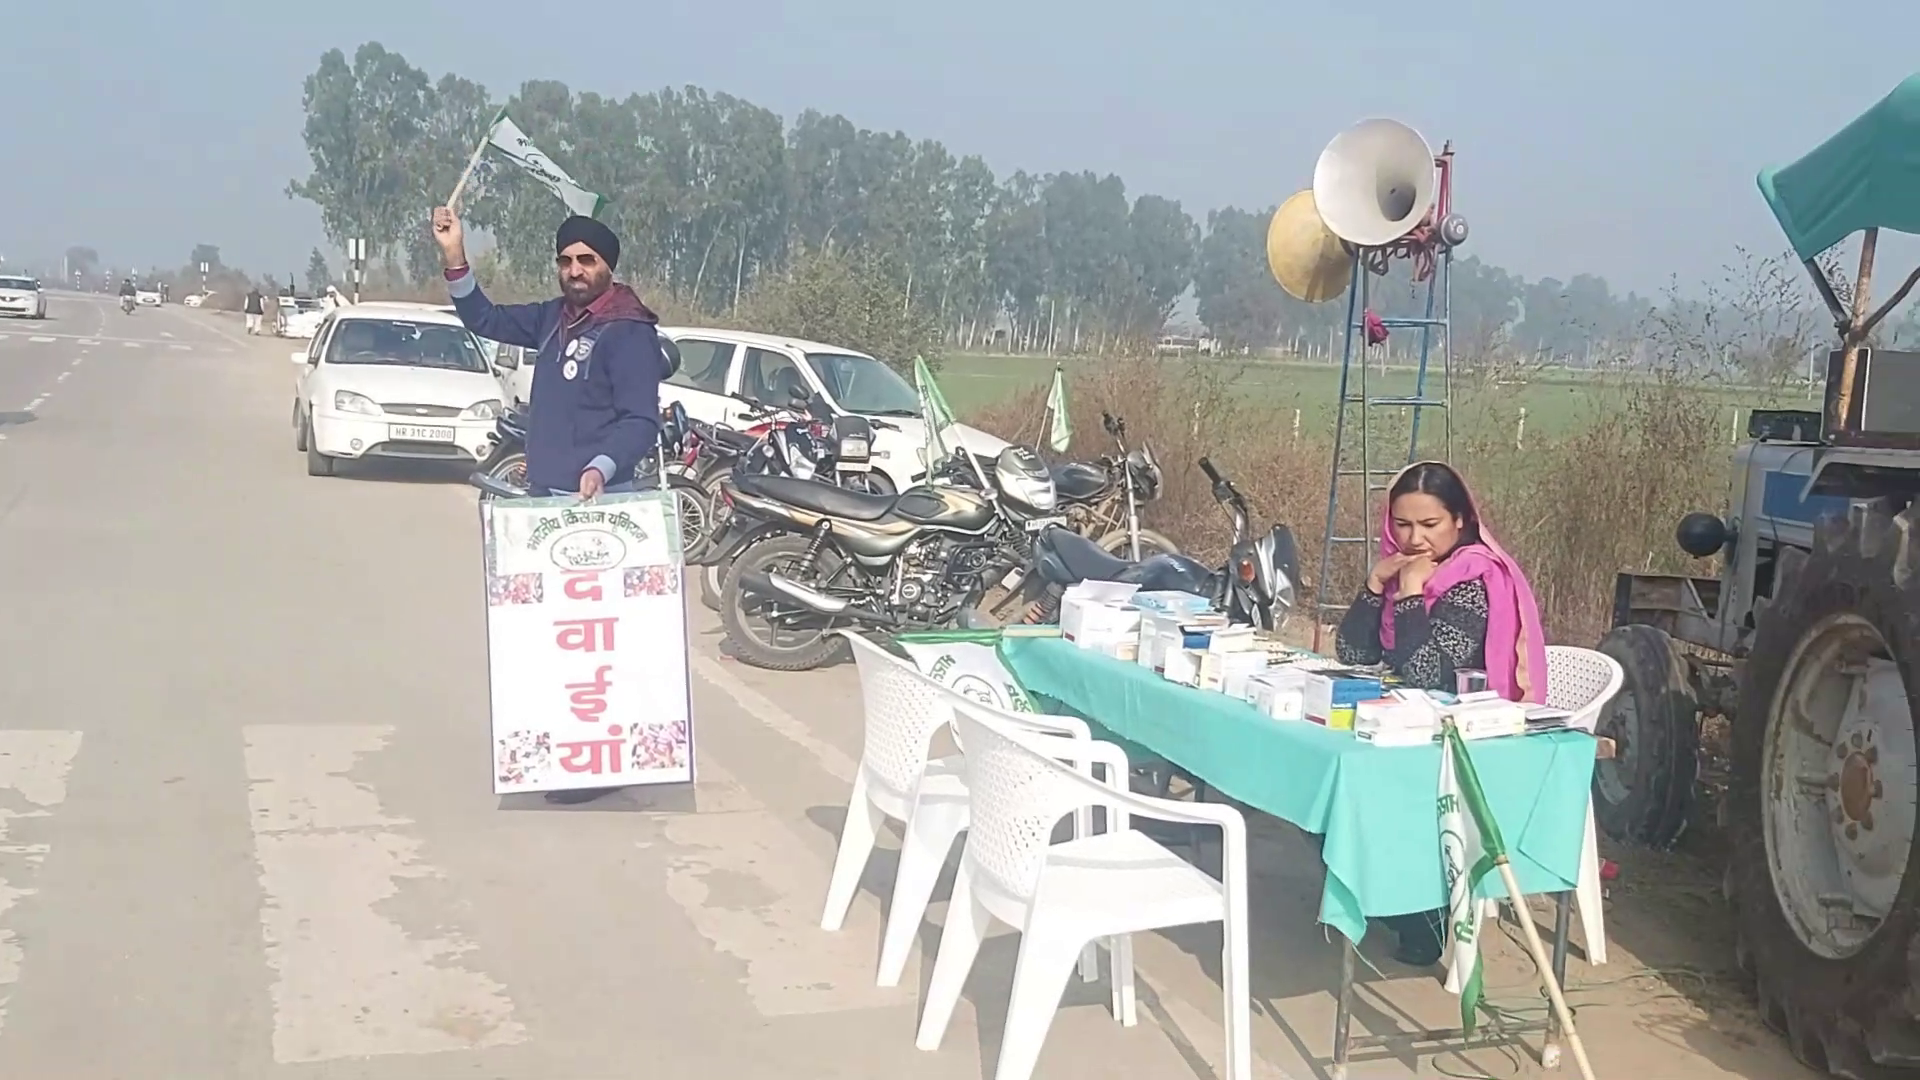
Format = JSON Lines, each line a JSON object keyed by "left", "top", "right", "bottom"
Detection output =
{"left": 561, "top": 275, "right": 607, "bottom": 306}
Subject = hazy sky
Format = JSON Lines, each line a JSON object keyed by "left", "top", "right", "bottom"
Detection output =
{"left": 6, "top": 0, "right": 1919, "bottom": 294}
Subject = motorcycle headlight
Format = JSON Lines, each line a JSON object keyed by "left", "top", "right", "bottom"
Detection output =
{"left": 333, "top": 390, "right": 382, "bottom": 416}
{"left": 838, "top": 436, "right": 869, "bottom": 459}
{"left": 1012, "top": 474, "right": 1057, "bottom": 511}
{"left": 462, "top": 399, "right": 503, "bottom": 420}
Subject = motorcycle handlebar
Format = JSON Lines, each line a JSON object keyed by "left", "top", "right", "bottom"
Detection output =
{"left": 1198, "top": 457, "right": 1223, "bottom": 484}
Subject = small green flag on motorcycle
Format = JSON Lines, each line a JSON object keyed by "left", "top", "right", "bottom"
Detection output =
{"left": 1045, "top": 364, "right": 1072, "bottom": 453}
{"left": 913, "top": 355, "right": 957, "bottom": 470}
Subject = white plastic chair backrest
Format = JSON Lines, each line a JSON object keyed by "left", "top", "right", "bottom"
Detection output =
{"left": 935, "top": 686, "right": 1090, "bottom": 754}
{"left": 949, "top": 702, "right": 1105, "bottom": 903}
{"left": 1543, "top": 646, "right": 1625, "bottom": 730}
{"left": 839, "top": 631, "right": 960, "bottom": 798}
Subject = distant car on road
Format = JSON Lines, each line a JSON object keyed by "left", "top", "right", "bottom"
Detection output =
{"left": 279, "top": 295, "right": 326, "bottom": 339}
{"left": 0, "top": 275, "right": 47, "bottom": 319}
{"left": 135, "top": 288, "right": 161, "bottom": 307}
{"left": 182, "top": 292, "right": 210, "bottom": 308}
{"left": 290, "top": 303, "right": 513, "bottom": 478}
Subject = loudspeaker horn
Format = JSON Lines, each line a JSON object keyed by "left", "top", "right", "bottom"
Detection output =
{"left": 1266, "top": 190, "right": 1353, "bottom": 303}
{"left": 1311, "top": 118, "right": 1437, "bottom": 247}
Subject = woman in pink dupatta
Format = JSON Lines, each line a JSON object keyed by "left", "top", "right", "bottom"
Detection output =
{"left": 1332, "top": 460, "right": 1548, "bottom": 966}
{"left": 1335, "top": 460, "right": 1548, "bottom": 703}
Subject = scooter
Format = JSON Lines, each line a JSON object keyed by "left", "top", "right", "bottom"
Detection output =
{"left": 1022, "top": 457, "right": 1301, "bottom": 631}
{"left": 120, "top": 295, "right": 136, "bottom": 314}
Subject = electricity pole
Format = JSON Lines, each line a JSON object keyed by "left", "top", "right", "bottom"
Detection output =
{"left": 347, "top": 238, "right": 367, "bottom": 304}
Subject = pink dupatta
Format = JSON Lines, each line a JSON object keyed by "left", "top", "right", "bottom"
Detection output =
{"left": 1376, "top": 462, "right": 1548, "bottom": 703}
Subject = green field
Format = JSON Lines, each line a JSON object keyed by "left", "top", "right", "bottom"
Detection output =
{"left": 934, "top": 352, "right": 1816, "bottom": 442}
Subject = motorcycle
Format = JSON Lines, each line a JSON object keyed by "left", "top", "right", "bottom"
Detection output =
{"left": 714, "top": 445, "right": 1057, "bottom": 671}
{"left": 120, "top": 295, "right": 136, "bottom": 314}
{"left": 1055, "top": 412, "right": 1178, "bottom": 560}
{"left": 1022, "top": 457, "right": 1301, "bottom": 631}
{"left": 685, "top": 392, "right": 898, "bottom": 612}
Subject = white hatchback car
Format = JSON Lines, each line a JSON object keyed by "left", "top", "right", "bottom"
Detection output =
{"left": 0, "top": 275, "right": 46, "bottom": 319}
{"left": 291, "top": 304, "right": 512, "bottom": 477}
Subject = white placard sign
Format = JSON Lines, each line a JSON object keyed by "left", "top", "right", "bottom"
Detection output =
{"left": 480, "top": 490, "right": 693, "bottom": 795}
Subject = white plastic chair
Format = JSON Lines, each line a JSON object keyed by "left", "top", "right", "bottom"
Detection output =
{"left": 823, "top": 631, "right": 1095, "bottom": 989}
{"left": 916, "top": 700, "right": 1251, "bottom": 1080}
{"left": 1543, "top": 645, "right": 1626, "bottom": 967}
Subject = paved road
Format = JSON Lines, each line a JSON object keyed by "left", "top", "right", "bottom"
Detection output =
{"left": 0, "top": 293, "right": 1805, "bottom": 1080}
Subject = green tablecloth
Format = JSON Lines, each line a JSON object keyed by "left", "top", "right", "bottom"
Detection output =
{"left": 999, "top": 636, "right": 1596, "bottom": 943}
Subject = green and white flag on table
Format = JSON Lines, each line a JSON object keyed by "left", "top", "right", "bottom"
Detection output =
{"left": 912, "top": 355, "right": 959, "bottom": 471}
{"left": 1438, "top": 725, "right": 1505, "bottom": 1035}
{"left": 1044, "top": 364, "right": 1072, "bottom": 453}
{"left": 485, "top": 108, "right": 606, "bottom": 219}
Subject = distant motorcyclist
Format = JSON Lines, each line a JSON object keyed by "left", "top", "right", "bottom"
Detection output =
{"left": 119, "top": 278, "right": 137, "bottom": 313}
{"left": 118, "top": 278, "right": 136, "bottom": 298}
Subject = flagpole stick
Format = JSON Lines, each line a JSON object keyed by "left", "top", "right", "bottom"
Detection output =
{"left": 1445, "top": 721, "right": 1597, "bottom": 1080}
{"left": 446, "top": 133, "right": 490, "bottom": 215}
{"left": 1492, "top": 858, "right": 1597, "bottom": 1080}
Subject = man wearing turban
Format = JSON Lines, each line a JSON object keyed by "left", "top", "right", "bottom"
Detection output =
{"left": 430, "top": 205, "right": 668, "bottom": 502}
{"left": 432, "top": 206, "right": 670, "bottom": 805}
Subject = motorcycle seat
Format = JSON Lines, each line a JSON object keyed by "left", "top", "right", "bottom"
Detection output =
{"left": 1038, "top": 526, "right": 1142, "bottom": 584}
{"left": 731, "top": 472, "right": 897, "bottom": 522}
{"left": 1050, "top": 461, "right": 1114, "bottom": 501}
{"left": 711, "top": 427, "right": 758, "bottom": 451}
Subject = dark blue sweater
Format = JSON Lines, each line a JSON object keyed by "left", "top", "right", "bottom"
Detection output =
{"left": 448, "top": 271, "right": 665, "bottom": 493}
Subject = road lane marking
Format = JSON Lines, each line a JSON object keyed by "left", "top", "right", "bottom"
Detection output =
{"left": 690, "top": 654, "right": 859, "bottom": 783}
{"left": 27, "top": 396, "right": 45, "bottom": 409}
{"left": 27, "top": 337, "right": 52, "bottom": 344}
{"left": 121, "top": 341, "right": 139, "bottom": 349}
{"left": 159, "top": 331, "right": 174, "bottom": 338}
{"left": 54, "top": 373, "right": 69, "bottom": 383}
{"left": 77, "top": 339, "right": 97, "bottom": 346}
{"left": 656, "top": 749, "right": 902, "bottom": 1017}
{"left": 0, "top": 731, "right": 85, "bottom": 1034}
{"left": 169, "top": 344, "right": 191, "bottom": 352}
{"left": 243, "top": 724, "right": 526, "bottom": 1064}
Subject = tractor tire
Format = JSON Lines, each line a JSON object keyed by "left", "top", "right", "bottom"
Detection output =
{"left": 1592, "top": 623, "right": 1698, "bottom": 847}
{"left": 1730, "top": 501, "right": 1920, "bottom": 1078}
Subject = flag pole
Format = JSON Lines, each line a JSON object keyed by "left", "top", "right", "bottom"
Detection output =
{"left": 446, "top": 114, "right": 501, "bottom": 214}
{"left": 1447, "top": 722, "right": 1598, "bottom": 1080}
{"left": 1493, "top": 858, "right": 1596, "bottom": 1080}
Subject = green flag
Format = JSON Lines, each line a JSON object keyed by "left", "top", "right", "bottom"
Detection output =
{"left": 484, "top": 109, "right": 606, "bottom": 219}
{"left": 1438, "top": 726, "right": 1506, "bottom": 1035}
{"left": 912, "top": 355, "right": 957, "bottom": 471}
{"left": 1045, "top": 364, "right": 1072, "bottom": 453}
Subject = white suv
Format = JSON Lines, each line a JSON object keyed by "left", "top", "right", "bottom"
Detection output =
{"left": 0, "top": 276, "right": 46, "bottom": 319}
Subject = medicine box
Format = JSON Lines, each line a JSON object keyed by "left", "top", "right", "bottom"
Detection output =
{"left": 1302, "top": 669, "right": 1384, "bottom": 731}
{"left": 1138, "top": 612, "right": 1230, "bottom": 672}
{"left": 1060, "top": 582, "right": 1142, "bottom": 646}
{"left": 1201, "top": 649, "right": 1270, "bottom": 696}
{"left": 1162, "top": 647, "right": 1206, "bottom": 687}
{"left": 1129, "top": 590, "right": 1215, "bottom": 616}
{"left": 1243, "top": 669, "right": 1308, "bottom": 721}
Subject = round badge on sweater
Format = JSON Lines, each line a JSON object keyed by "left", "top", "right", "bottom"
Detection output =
{"left": 562, "top": 358, "right": 579, "bottom": 380}
{"left": 564, "top": 338, "right": 580, "bottom": 358}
